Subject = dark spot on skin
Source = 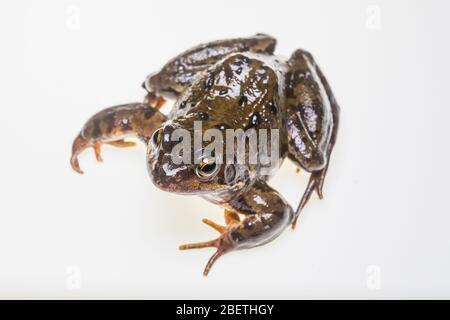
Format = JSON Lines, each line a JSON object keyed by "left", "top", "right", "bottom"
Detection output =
{"left": 239, "top": 56, "right": 250, "bottom": 65}
{"left": 104, "top": 112, "right": 116, "bottom": 133}
{"left": 198, "top": 112, "right": 209, "bottom": 120}
{"left": 266, "top": 100, "right": 277, "bottom": 114}
{"left": 230, "top": 231, "right": 245, "bottom": 243}
{"left": 234, "top": 59, "right": 244, "bottom": 67}
{"left": 244, "top": 221, "right": 254, "bottom": 231}
{"left": 244, "top": 124, "right": 254, "bottom": 132}
{"left": 92, "top": 118, "right": 101, "bottom": 137}
{"left": 265, "top": 42, "right": 276, "bottom": 54}
{"left": 179, "top": 101, "right": 187, "bottom": 109}
{"left": 250, "top": 113, "right": 260, "bottom": 125}
{"left": 120, "top": 117, "right": 132, "bottom": 131}
{"left": 144, "top": 108, "right": 155, "bottom": 119}
{"left": 238, "top": 95, "right": 247, "bottom": 107}
{"left": 244, "top": 113, "right": 260, "bottom": 131}
{"left": 205, "top": 76, "right": 214, "bottom": 90}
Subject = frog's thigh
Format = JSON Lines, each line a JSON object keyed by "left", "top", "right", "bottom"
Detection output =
{"left": 226, "top": 180, "right": 293, "bottom": 249}
{"left": 179, "top": 180, "right": 293, "bottom": 276}
{"left": 146, "top": 34, "right": 277, "bottom": 97}
{"left": 71, "top": 103, "right": 166, "bottom": 173}
{"left": 285, "top": 48, "right": 338, "bottom": 172}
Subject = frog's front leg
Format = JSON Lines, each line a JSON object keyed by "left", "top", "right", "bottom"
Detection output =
{"left": 179, "top": 180, "right": 293, "bottom": 276}
{"left": 71, "top": 102, "right": 166, "bottom": 174}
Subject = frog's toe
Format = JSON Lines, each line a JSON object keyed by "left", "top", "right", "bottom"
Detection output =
{"left": 179, "top": 235, "right": 234, "bottom": 277}
{"left": 179, "top": 218, "right": 235, "bottom": 276}
{"left": 201, "top": 218, "right": 226, "bottom": 233}
{"left": 292, "top": 169, "right": 327, "bottom": 229}
{"left": 105, "top": 139, "right": 136, "bottom": 148}
{"left": 71, "top": 134, "right": 90, "bottom": 174}
{"left": 70, "top": 155, "right": 83, "bottom": 174}
{"left": 71, "top": 135, "right": 105, "bottom": 173}
{"left": 93, "top": 142, "right": 103, "bottom": 162}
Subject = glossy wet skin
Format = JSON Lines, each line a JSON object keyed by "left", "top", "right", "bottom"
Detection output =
{"left": 145, "top": 34, "right": 277, "bottom": 98}
{"left": 147, "top": 53, "right": 285, "bottom": 197}
{"left": 71, "top": 34, "right": 339, "bottom": 276}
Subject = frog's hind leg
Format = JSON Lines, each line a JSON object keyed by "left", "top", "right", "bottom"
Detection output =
{"left": 71, "top": 102, "right": 166, "bottom": 174}
{"left": 179, "top": 180, "right": 293, "bottom": 276}
{"left": 284, "top": 49, "right": 340, "bottom": 229}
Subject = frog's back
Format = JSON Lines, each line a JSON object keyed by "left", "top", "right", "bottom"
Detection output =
{"left": 168, "top": 52, "right": 287, "bottom": 134}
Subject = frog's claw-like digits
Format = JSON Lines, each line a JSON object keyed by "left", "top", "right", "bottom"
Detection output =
{"left": 179, "top": 218, "right": 235, "bottom": 277}
{"left": 179, "top": 211, "right": 240, "bottom": 276}
{"left": 291, "top": 169, "right": 326, "bottom": 229}
{"left": 179, "top": 182, "right": 293, "bottom": 276}
{"left": 71, "top": 102, "right": 166, "bottom": 174}
{"left": 71, "top": 137, "right": 137, "bottom": 174}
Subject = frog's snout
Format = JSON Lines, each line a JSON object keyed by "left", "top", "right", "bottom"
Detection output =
{"left": 147, "top": 154, "right": 193, "bottom": 194}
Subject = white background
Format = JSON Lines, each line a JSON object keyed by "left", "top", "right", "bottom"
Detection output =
{"left": 0, "top": 0, "right": 449, "bottom": 299}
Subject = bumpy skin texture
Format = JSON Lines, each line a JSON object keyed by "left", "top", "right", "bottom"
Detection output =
{"left": 71, "top": 34, "right": 339, "bottom": 276}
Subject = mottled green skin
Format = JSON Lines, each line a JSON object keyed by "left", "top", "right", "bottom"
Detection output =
{"left": 71, "top": 34, "right": 339, "bottom": 275}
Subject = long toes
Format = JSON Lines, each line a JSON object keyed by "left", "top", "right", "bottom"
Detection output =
{"left": 203, "top": 249, "right": 225, "bottom": 276}
{"left": 202, "top": 218, "right": 226, "bottom": 233}
{"left": 180, "top": 219, "right": 237, "bottom": 276}
{"left": 316, "top": 184, "right": 324, "bottom": 199}
{"left": 202, "top": 236, "right": 235, "bottom": 276}
{"left": 93, "top": 143, "right": 103, "bottom": 162}
{"left": 106, "top": 140, "right": 136, "bottom": 148}
{"left": 179, "top": 238, "right": 219, "bottom": 250}
{"left": 291, "top": 218, "right": 299, "bottom": 230}
{"left": 71, "top": 134, "right": 90, "bottom": 174}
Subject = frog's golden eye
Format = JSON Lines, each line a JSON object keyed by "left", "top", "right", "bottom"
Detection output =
{"left": 195, "top": 157, "right": 218, "bottom": 179}
{"left": 151, "top": 128, "right": 163, "bottom": 148}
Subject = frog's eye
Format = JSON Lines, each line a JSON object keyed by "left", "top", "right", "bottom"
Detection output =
{"left": 151, "top": 128, "right": 163, "bottom": 148}
{"left": 195, "top": 157, "right": 218, "bottom": 179}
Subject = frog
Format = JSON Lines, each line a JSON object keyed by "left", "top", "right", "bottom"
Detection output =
{"left": 70, "top": 34, "right": 340, "bottom": 276}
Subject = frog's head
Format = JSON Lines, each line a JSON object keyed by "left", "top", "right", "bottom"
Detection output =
{"left": 147, "top": 121, "right": 251, "bottom": 195}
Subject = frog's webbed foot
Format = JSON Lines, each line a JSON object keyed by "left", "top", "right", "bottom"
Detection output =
{"left": 179, "top": 211, "right": 240, "bottom": 277}
{"left": 291, "top": 166, "right": 328, "bottom": 229}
